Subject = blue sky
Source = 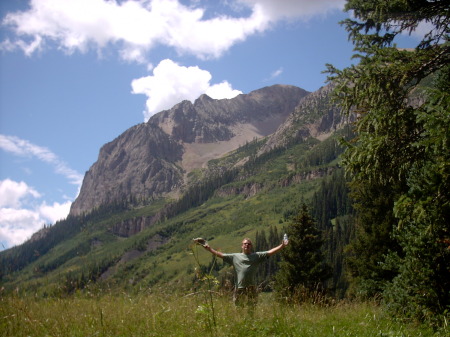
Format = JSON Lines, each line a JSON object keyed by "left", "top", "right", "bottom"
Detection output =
{"left": 0, "top": 0, "right": 423, "bottom": 250}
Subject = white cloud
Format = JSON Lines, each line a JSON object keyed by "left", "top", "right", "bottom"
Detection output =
{"left": 0, "top": 179, "right": 71, "bottom": 249}
{"left": 0, "top": 136, "right": 82, "bottom": 250}
{"left": 0, "top": 207, "right": 41, "bottom": 248}
{"left": 238, "top": 0, "right": 346, "bottom": 21}
{"left": 131, "top": 59, "right": 242, "bottom": 120}
{"left": 270, "top": 67, "right": 283, "bottom": 79}
{"left": 1, "top": 0, "right": 345, "bottom": 62}
{"left": 0, "top": 134, "right": 83, "bottom": 186}
{"left": 39, "top": 200, "right": 72, "bottom": 224}
{"left": 0, "top": 179, "right": 41, "bottom": 208}
{"left": 206, "top": 81, "right": 243, "bottom": 100}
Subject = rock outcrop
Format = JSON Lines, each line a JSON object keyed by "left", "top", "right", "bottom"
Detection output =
{"left": 261, "top": 83, "right": 351, "bottom": 152}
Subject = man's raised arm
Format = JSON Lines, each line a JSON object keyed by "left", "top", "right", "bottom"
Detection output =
{"left": 267, "top": 240, "right": 288, "bottom": 256}
{"left": 204, "top": 244, "right": 224, "bottom": 258}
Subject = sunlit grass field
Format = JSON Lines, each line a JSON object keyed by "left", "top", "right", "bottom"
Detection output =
{"left": 1, "top": 289, "right": 445, "bottom": 337}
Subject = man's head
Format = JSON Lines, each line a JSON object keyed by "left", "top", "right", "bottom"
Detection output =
{"left": 241, "top": 238, "right": 253, "bottom": 254}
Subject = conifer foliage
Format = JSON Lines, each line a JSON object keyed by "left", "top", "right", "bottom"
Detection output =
{"left": 274, "top": 204, "right": 331, "bottom": 302}
{"left": 254, "top": 226, "right": 282, "bottom": 289}
{"left": 326, "top": 0, "right": 449, "bottom": 323}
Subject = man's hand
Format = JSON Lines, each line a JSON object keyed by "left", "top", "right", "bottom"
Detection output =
{"left": 193, "top": 237, "right": 207, "bottom": 247}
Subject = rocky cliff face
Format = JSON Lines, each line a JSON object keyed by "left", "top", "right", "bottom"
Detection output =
{"left": 70, "top": 85, "right": 309, "bottom": 216}
{"left": 70, "top": 123, "right": 185, "bottom": 216}
{"left": 261, "top": 83, "right": 348, "bottom": 152}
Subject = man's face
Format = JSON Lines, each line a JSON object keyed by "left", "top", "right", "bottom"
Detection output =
{"left": 242, "top": 240, "right": 252, "bottom": 254}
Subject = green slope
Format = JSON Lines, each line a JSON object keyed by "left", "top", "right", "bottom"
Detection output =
{"left": 0, "top": 127, "right": 353, "bottom": 296}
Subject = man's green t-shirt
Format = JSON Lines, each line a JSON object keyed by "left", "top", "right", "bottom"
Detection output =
{"left": 222, "top": 252, "right": 269, "bottom": 289}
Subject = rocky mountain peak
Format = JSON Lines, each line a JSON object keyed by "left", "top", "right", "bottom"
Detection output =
{"left": 70, "top": 85, "right": 309, "bottom": 216}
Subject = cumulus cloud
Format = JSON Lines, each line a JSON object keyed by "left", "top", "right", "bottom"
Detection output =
{"left": 0, "top": 179, "right": 72, "bottom": 249}
{"left": 39, "top": 200, "right": 72, "bottom": 224}
{"left": 0, "top": 134, "right": 83, "bottom": 186}
{"left": 0, "top": 0, "right": 262, "bottom": 61}
{"left": 206, "top": 81, "right": 243, "bottom": 100}
{"left": 1, "top": 0, "right": 345, "bottom": 61}
{"left": 0, "top": 179, "right": 41, "bottom": 208}
{"left": 0, "top": 207, "right": 41, "bottom": 248}
{"left": 131, "top": 59, "right": 242, "bottom": 120}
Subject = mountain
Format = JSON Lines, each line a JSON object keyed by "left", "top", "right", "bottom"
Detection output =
{"left": 262, "top": 84, "right": 347, "bottom": 151}
{"left": 70, "top": 85, "right": 309, "bottom": 216}
{"left": 0, "top": 83, "right": 354, "bottom": 295}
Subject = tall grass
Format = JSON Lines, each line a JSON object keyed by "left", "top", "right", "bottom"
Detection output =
{"left": 1, "top": 289, "right": 445, "bottom": 337}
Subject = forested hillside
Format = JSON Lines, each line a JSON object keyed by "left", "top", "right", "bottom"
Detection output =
{"left": 0, "top": 122, "right": 353, "bottom": 294}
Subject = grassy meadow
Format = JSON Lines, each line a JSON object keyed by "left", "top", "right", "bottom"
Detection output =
{"left": 1, "top": 289, "right": 445, "bottom": 337}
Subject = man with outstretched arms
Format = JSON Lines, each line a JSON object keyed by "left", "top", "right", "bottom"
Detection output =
{"left": 196, "top": 237, "right": 288, "bottom": 307}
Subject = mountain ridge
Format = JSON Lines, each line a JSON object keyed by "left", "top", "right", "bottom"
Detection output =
{"left": 70, "top": 84, "right": 309, "bottom": 216}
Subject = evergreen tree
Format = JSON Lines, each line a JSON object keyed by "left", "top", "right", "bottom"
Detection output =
{"left": 326, "top": 0, "right": 449, "bottom": 323}
{"left": 255, "top": 226, "right": 281, "bottom": 290}
{"left": 311, "top": 169, "right": 355, "bottom": 297}
{"left": 274, "top": 204, "right": 331, "bottom": 302}
{"left": 383, "top": 67, "right": 450, "bottom": 324}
